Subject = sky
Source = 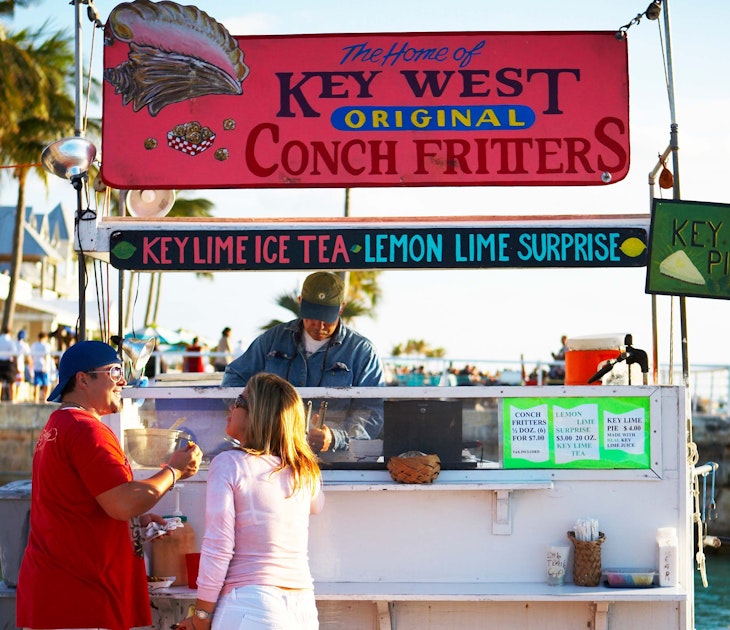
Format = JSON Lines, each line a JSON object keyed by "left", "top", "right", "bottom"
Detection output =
{"left": 3, "top": 0, "right": 730, "bottom": 371}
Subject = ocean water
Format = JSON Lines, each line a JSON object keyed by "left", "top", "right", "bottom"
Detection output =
{"left": 695, "top": 552, "right": 730, "bottom": 630}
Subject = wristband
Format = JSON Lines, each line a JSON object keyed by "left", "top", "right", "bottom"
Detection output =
{"left": 163, "top": 464, "right": 177, "bottom": 490}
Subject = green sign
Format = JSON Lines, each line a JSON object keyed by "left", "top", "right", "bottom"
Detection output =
{"left": 502, "top": 396, "right": 651, "bottom": 469}
{"left": 646, "top": 198, "right": 730, "bottom": 299}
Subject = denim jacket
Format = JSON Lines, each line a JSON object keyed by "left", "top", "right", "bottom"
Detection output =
{"left": 222, "top": 320, "right": 385, "bottom": 451}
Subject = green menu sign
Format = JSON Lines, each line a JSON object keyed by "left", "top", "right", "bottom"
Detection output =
{"left": 646, "top": 198, "right": 730, "bottom": 299}
{"left": 502, "top": 396, "right": 651, "bottom": 469}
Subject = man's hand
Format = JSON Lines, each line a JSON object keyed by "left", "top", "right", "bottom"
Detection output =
{"left": 139, "top": 513, "right": 166, "bottom": 529}
{"left": 307, "top": 425, "right": 332, "bottom": 453}
{"left": 167, "top": 442, "right": 203, "bottom": 480}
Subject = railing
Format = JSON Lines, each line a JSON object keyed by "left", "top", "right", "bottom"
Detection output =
{"left": 24, "top": 349, "right": 725, "bottom": 414}
{"left": 658, "top": 365, "right": 730, "bottom": 415}
{"left": 144, "top": 351, "right": 730, "bottom": 415}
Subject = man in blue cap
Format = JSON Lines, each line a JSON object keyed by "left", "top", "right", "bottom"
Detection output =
{"left": 223, "top": 272, "right": 384, "bottom": 453}
{"left": 17, "top": 340, "right": 203, "bottom": 630}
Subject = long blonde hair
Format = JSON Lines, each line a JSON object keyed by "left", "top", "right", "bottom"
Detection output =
{"left": 243, "top": 372, "right": 321, "bottom": 495}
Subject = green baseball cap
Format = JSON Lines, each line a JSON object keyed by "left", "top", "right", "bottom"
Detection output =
{"left": 299, "top": 272, "right": 345, "bottom": 322}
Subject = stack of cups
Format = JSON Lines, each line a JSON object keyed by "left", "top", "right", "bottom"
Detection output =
{"left": 546, "top": 545, "right": 570, "bottom": 586}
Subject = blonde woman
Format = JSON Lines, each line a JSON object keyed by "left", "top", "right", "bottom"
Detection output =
{"left": 177, "top": 373, "right": 324, "bottom": 630}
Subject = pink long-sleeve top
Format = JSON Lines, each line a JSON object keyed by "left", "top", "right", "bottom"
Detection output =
{"left": 195, "top": 449, "right": 325, "bottom": 604}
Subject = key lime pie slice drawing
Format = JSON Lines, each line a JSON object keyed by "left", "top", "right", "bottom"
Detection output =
{"left": 658, "top": 250, "right": 705, "bottom": 285}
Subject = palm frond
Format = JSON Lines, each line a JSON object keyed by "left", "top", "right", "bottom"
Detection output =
{"left": 261, "top": 318, "right": 286, "bottom": 331}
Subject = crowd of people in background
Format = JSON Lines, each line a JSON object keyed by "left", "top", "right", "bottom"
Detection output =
{"left": 386, "top": 363, "right": 527, "bottom": 387}
{"left": 0, "top": 319, "right": 569, "bottom": 403}
{"left": 385, "top": 334, "right": 568, "bottom": 387}
{"left": 0, "top": 326, "right": 71, "bottom": 403}
{"left": 182, "top": 327, "right": 237, "bottom": 374}
{"left": 0, "top": 324, "right": 244, "bottom": 402}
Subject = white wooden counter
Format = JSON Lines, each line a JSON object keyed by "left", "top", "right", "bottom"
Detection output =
{"left": 115, "top": 384, "right": 692, "bottom": 630}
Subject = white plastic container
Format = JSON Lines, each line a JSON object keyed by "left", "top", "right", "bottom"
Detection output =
{"left": 657, "top": 526, "right": 678, "bottom": 587}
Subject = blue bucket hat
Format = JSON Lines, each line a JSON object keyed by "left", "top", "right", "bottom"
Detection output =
{"left": 299, "top": 272, "right": 345, "bottom": 323}
{"left": 48, "top": 341, "right": 122, "bottom": 403}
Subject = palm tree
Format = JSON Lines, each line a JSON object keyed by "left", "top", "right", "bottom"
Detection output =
{"left": 391, "top": 338, "right": 446, "bottom": 358}
{"left": 88, "top": 165, "right": 218, "bottom": 327}
{"left": 95, "top": 185, "right": 216, "bottom": 329}
{"left": 143, "top": 195, "right": 215, "bottom": 326}
{"left": 0, "top": 25, "right": 39, "bottom": 146}
{"left": 0, "top": 25, "right": 76, "bottom": 331}
{"left": 0, "top": 0, "right": 38, "bottom": 17}
{"left": 346, "top": 270, "right": 382, "bottom": 310}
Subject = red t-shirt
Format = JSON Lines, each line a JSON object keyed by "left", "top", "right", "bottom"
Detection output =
{"left": 16, "top": 408, "right": 151, "bottom": 630}
{"left": 184, "top": 344, "right": 205, "bottom": 372}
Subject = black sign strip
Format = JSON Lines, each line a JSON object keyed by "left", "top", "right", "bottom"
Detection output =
{"left": 110, "top": 226, "right": 648, "bottom": 271}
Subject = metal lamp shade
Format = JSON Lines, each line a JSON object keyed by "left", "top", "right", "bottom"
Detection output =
{"left": 40, "top": 137, "right": 96, "bottom": 180}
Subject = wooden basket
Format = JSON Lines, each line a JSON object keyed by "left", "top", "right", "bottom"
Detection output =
{"left": 387, "top": 451, "right": 441, "bottom": 484}
{"left": 568, "top": 530, "right": 606, "bottom": 586}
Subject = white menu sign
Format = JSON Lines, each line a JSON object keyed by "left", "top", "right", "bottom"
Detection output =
{"left": 508, "top": 404, "right": 549, "bottom": 462}
{"left": 553, "top": 403, "right": 600, "bottom": 464}
{"left": 604, "top": 409, "right": 646, "bottom": 455}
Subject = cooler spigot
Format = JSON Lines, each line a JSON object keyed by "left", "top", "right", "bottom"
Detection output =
{"left": 625, "top": 348, "right": 649, "bottom": 384}
{"left": 622, "top": 333, "right": 649, "bottom": 384}
{"left": 587, "top": 333, "right": 648, "bottom": 385}
{"left": 587, "top": 353, "right": 626, "bottom": 384}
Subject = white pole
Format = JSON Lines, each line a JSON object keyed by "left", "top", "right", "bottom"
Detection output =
{"left": 661, "top": 0, "right": 688, "bottom": 385}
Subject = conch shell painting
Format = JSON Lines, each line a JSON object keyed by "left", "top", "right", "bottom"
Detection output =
{"left": 104, "top": 0, "right": 249, "bottom": 116}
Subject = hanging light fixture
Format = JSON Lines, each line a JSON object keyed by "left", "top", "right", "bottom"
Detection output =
{"left": 40, "top": 135, "right": 98, "bottom": 340}
{"left": 40, "top": 136, "right": 97, "bottom": 185}
{"left": 645, "top": 1, "right": 662, "bottom": 20}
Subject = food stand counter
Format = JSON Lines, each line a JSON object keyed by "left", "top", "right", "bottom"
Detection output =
{"left": 115, "top": 384, "right": 691, "bottom": 630}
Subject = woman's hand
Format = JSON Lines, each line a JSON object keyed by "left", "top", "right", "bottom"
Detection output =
{"left": 173, "top": 607, "right": 213, "bottom": 630}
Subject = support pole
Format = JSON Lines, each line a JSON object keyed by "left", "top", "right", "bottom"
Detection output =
{"left": 74, "top": 0, "right": 86, "bottom": 340}
{"left": 75, "top": 181, "right": 86, "bottom": 340}
{"left": 662, "top": 1, "right": 688, "bottom": 385}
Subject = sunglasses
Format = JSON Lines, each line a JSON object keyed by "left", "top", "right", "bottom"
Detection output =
{"left": 233, "top": 394, "right": 249, "bottom": 410}
{"left": 86, "top": 365, "right": 124, "bottom": 383}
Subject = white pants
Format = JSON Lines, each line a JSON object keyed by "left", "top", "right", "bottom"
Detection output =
{"left": 213, "top": 585, "right": 318, "bottom": 630}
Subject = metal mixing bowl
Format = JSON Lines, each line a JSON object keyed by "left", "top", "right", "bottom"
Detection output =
{"left": 124, "top": 428, "right": 192, "bottom": 467}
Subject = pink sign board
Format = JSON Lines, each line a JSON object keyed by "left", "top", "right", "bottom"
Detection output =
{"left": 101, "top": 2, "right": 629, "bottom": 189}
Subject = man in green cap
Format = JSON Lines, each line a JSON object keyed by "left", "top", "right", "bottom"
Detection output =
{"left": 223, "top": 271, "right": 384, "bottom": 452}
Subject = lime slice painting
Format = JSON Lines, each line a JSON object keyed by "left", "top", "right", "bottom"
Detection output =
{"left": 658, "top": 250, "right": 705, "bottom": 285}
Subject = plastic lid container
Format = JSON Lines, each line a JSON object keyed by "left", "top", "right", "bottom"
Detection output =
{"left": 566, "top": 333, "right": 626, "bottom": 351}
{"left": 657, "top": 526, "right": 677, "bottom": 539}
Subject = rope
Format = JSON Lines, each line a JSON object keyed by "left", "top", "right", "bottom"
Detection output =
{"left": 82, "top": 20, "right": 98, "bottom": 135}
{"left": 692, "top": 460, "right": 719, "bottom": 588}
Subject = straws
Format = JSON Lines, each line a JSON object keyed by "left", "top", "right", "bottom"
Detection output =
{"left": 305, "top": 400, "right": 328, "bottom": 429}
{"left": 316, "top": 401, "right": 328, "bottom": 429}
{"left": 305, "top": 400, "right": 313, "bottom": 429}
{"left": 573, "top": 518, "right": 599, "bottom": 542}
